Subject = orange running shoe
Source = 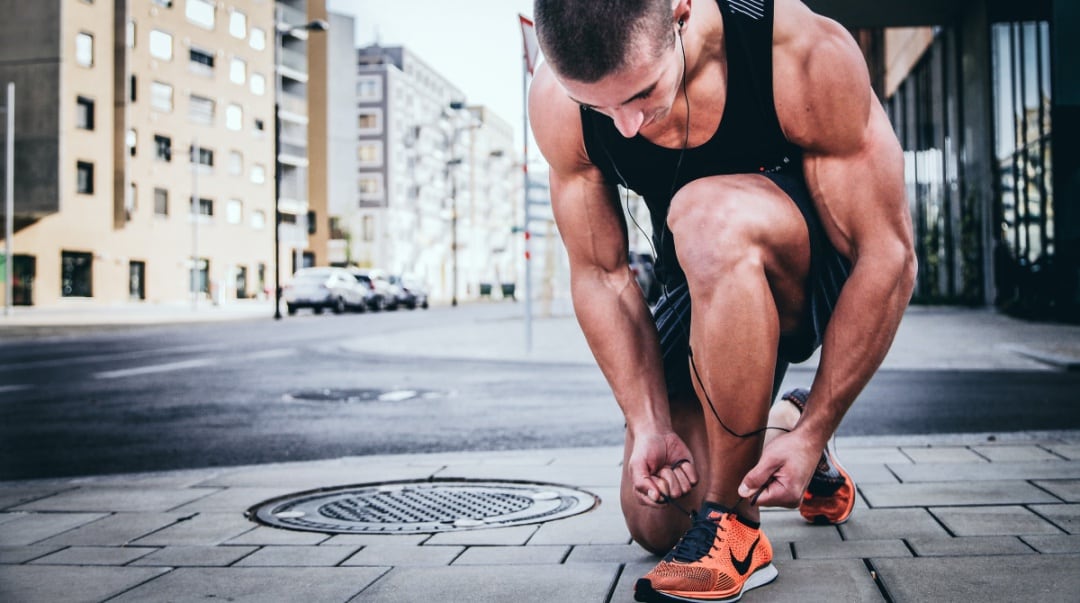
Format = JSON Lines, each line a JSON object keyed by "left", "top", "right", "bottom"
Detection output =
{"left": 635, "top": 502, "right": 777, "bottom": 602}
{"left": 780, "top": 388, "right": 857, "bottom": 525}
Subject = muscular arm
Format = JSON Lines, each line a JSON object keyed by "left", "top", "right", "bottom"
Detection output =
{"left": 741, "top": 1, "right": 916, "bottom": 504}
{"left": 529, "top": 65, "right": 697, "bottom": 504}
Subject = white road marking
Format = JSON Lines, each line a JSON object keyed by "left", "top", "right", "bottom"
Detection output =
{"left": 94, "top": 358, "right": 216, "bottom": 379}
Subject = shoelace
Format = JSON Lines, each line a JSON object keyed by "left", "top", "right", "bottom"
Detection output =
{"left": 667, "top": 511, "right": 727, "bottom": 563}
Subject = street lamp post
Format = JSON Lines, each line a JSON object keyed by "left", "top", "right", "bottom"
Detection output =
{"left": 273, "top": 12, "right": 327, "bottom": 320}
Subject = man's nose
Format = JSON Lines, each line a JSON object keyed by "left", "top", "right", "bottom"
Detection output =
{"left": 612, "top": 108, "right": 645, "bottom": 138}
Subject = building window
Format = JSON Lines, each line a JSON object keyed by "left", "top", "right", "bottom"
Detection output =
{"left": 127, "top": 129, "right": 136, "bottom": 156}
{"left": 191, "top": 145, "right": 213, "bottom": 168}
{"left": 126, "top": 20, "right": 135, "bottom": 49}
{"left": 61, "top": 251, "right": 93, "bottom": 298}
{"left": 125, "top": 182, "right": 137, "bottom": 220}
{"left": 357, "top": 110, "right": 381, "bottom": 132}
{"left": 357, "top": 142, "right": 381, "bottom": 165}
{"left": 76, "top": 32, "right": 94, "bottom": 67}
{"left": 249, "top": 27, "right": 266, "bottom": 51}
{"left": 362, "top": 215, "right": 374, "bottom": 242}
{"left": 251, "top": 209, "right": 266, "bottom": 230}
{"left": 359, "top": 176, "right": 381, "bottom": 195}
{"left": 357, "top": 76, "right": 380, "bottom": 101}
{"left": 250, "top": 163, "right": 266, "bottom": 184}
{"left": 307, "top": 210, "right": 316, "bottom": 235}
{"left": 229, "top": 57, "right": 246, "bottom": 85}
{"left": 154, "top": 187, "right": 168, "bottom": 215}
{"left": 152, "top": 0, "right": 172, "bottom": 7}
{"left": 188, "top": 94, "right": 215, "bottom": 124}
{"left": 189, "top": 46, "right": 214, "bottom": 75}
{"left": 76, "top": 161, "right": 94, "bottom": 194}
{"left": 229, "top": 10, "right": 246, "bottom": 39}
{"left": 228, "top": 150, "right": 243, "bottom": 176}
{"left": 190, "top": 197, "right": 213, "bottom": 217}
{"left": 249, "top": 72, "right": 265, "bottom": 96}
{"left": 254, "top": 118, "right": 265, "bottom": 132}
{"left": 225, "top": 104, "right": 242, "bottom": 130}
{"left": 129, "top": 74, "right": 137, "bottom": 102}
{"left": 129, "top": 260, "right": 146, "bottom": 300}
{"left": 154, "top": 134, "right": 172, "bottom": 161}
{"left": 76, "top": 96, "right": 94, "bottom": 130}
{"left": 185, "top": 0, "right": 215, "bottom": 30}
{"left": 150, "top": 80, "right": 173, "bottom": 112}
{"left": 226, "top": 199, "right": 242, "bottom": 224}
{"left": 149, "top": 29, "right": 172, "bottom": 61}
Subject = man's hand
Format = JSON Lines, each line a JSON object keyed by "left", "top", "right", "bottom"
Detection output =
{"left": 737, "top": 430, "right": 820, "bottom": 508}
{"left": 627, "top": 430, "right": 699, "bottom": 506}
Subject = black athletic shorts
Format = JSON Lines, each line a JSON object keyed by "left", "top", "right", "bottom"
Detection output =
{"left": 652, "top": 171, "right": 852, "bottom": 398}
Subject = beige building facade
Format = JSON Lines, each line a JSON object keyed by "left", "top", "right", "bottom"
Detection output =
{"left": 0, "top": 0, "right": 328, "bottom": 309}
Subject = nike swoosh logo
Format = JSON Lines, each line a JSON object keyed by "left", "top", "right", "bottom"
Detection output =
{"left": 730, "top": 536, "right": 760, "bottom": 576}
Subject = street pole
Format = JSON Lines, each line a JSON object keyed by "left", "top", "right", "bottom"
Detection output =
{"left": 451, "top": 164, "right": 458, "bottom": 307}
{"left": 4, "top": 82, "right": 13, "bottom": 317}
{"left": 273, "top": 6, "right": 283, "bottom": 320}
{"left": 191, "top": 137, "right": 199, "bottom": 310}
{"left": 521, "top": 61, "right": 533, "bottom": 352}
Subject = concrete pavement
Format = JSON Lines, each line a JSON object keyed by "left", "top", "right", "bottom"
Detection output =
{"left": 2, "top": 302, "right": 1080, "bottom": 601}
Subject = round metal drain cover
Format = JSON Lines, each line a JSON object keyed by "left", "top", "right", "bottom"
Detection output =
{"left": 248, "top": 479, "right": 598, "bottom": 534}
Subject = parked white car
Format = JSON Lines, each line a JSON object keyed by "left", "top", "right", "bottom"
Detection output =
{"left": 283, "top": 267, "right": 368, "bottom": 315}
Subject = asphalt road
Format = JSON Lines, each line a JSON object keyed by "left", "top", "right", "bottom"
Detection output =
{"left": 2, "top": 306, "right": 1079, "bottom": 480}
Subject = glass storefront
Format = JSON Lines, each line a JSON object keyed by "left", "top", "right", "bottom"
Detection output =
{"left": 991, "top": 21, "right": 1054, "bottom": 314}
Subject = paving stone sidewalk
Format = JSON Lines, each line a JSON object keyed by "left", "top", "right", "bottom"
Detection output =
{"left": 3, "top": 433, "right": 1080, "bottom": 602}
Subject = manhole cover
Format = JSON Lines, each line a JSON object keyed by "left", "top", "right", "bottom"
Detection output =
{"left": 283, "top": 388, "right": 445, "bottom": 403}
{"left": 247, "top": 479, "right": 598, "bottom": 533}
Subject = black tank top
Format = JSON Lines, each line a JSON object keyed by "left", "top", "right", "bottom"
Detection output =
{"left": 581, "top": 0, "right": 802, "bottom": 282}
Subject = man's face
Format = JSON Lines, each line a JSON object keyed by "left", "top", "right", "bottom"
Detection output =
{"left": 557, "top": 35, "right": 683, "bottom": 139}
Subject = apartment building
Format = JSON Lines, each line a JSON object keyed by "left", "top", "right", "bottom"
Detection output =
{"left": 351, "top": 44, "right": 521, "bottom": 302}
{"left": 0, "top": 0, "right": 326, "bottom": 309}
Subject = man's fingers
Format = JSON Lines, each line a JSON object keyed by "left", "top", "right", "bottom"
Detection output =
{"left": 738, "top": 457, "right": 781, "bottom": 499}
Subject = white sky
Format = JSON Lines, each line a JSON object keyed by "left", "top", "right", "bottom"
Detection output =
{"left": 326, "top": 0, "right": 540, "bottom": 149}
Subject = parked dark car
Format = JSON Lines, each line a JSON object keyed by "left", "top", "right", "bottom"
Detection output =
{"left": 283, "top": 267, "right": 367, "bottom": 315}
{"left": 629, "top": 252, "right": 660, "bottom": 304}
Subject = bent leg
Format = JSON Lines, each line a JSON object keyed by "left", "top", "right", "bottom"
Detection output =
{"left": 666, "top": 174, "right": 812, "bottom": 521}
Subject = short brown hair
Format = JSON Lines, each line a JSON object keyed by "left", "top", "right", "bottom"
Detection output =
{"left": 534, "top": 0, "right": 676, "bottom": 83}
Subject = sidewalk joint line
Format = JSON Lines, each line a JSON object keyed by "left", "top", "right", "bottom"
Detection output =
{"left": 863, "top": 558, "right": 895, "bottom": 603}
{"left": 604, "top": 562, "right": 626, "bottom": 603}
{"left": 925, "top": 508, "right": 957, "bottom": 537}
{"left": 1026, "top": 479, "right": 1068, "bottom": 503}
{"left": 1024, "top": 502, "right": 1071, "bottom": 534}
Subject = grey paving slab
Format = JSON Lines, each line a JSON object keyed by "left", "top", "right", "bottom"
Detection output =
{"left": 899, "top": 446, "right": 987, "bottom": 464}
{"left": 353, "top": 563, "right": 620, "bottom": 602}
{"left": 0, "top": 565, "right": 169, "bottom": 603}
{"left": 860, "top": 480, "right": 1059, "bottom": 507}
{"left": 0, "top": 484, "right": 77, "bottom": 511}
{"left": 835, "top": 446, "right": 911, "bottom": 465}
{"left": 845, "top": 462, "right": 901, "bottom": 485}
{"left": 225, "top": 525, "right": 331, "bottom": 546}
{"left": 890, "top": 460, "right": 1080, "bottom": 482}
{"left": 235, "top": 545, "right": 359, "bottom": 566}
{"left": 341, "top": 543, "right": 464, "bottom": 566}
{"left": 0, "top": 545, "right": 64, "bottom": 564}
{"left": 423, "top": 524, "right": 537, "bottom": 546}
{"left": 907, "top": 535, "right": 1035, "bottom": 556}
{"left": 527, "top": 503, "right": 632, "bottom": 545}
{"left": 109, "top": 567, "right": 389, "bottom": 603}
{"left": 873, "top": 554, "right": 1080, "bottom": 602}
{"left": 565, "top": 543, "right": 656, "bottom": 564}
{"left": 1035, "top": 479, "right": 1080, "bottom": 502}
{"left": 793, "top": 538, "right": 912, "bottom": 559}
{"left": 1031, "top": 503, "right": 1080, "bottom": 534}
{"left": 0, "top": 512, "right": 108, "bottom": 545}
{"left": 169, "top": 487, "right": 298, "bottom": 513}
{"left": 610, "top": 559, "right": 656, "bottom": 603}
{"left": 29, "top": 545, "right": 157, "bottom": 565}
{"left": 931, "top": 505, "right": 1064, "bottom": 536}
{"left": 131, "top": 512, "right": 255, "bottom": 546}
{"left": 839, "top": 507, "right": 950, "bottom": 540}
{"left": 195, "top": 462, "right": 442, "bottom": 489}
{"left": 130, "top": 545, "right": 259, "bottom": 567}
{"left": 971, "top": 444, "right": 1063, "bottom": 462}
{"left": 12, "top": 487, "right": 219, "bottom": 512}
{"left": 1045, "top": 443, "right": 1080, "bottom": 460}
{"left": 452, "top": 544, "right": 570, "bottom": 565}
{"left": 751, "top": 559, "right": 886, "bottom": 602}
{"left": 321, "top": 533, "right": 430, "bottom": 546}
{"left": 37, "top": 512, "right": 188, "bottom": 546}
{"left": 760, "top": 510, "right": 844, "bottom": 545}
{"left": 1021, "top": 534, "right": 1080, "bottom": 553}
